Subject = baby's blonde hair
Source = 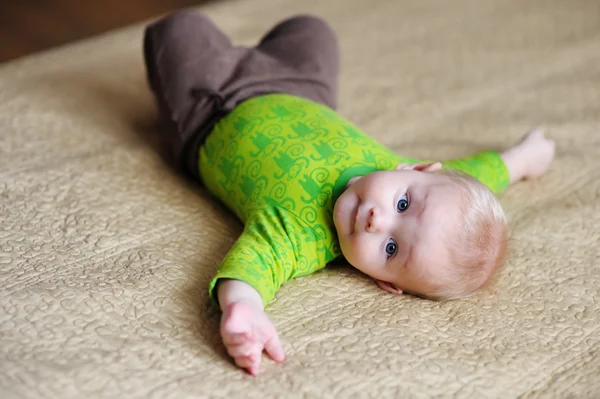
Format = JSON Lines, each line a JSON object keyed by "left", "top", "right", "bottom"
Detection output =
{"left": 421, "top": 170, "right": 508, "bottom": 301}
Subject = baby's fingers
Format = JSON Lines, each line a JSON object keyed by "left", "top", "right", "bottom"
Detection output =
{"left": 222, "top": 331, "right": 251, "bottom": 346}
{"left": 226, "top": 340, "right": 255, "bottom": 358}
{"left": 264, "top": 334, "right": 285, "bottom": 363}
{"left": 235, "top": 352, "right": 261, "bottom": 376}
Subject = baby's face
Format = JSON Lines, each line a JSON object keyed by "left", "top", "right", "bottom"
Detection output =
{"left": 333, "top": 165, "right": 464, "bottom": 296}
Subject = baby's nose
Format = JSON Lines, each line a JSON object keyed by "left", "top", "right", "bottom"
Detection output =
{"left": 366, "top": 208, "right": 387, "bottom": 233}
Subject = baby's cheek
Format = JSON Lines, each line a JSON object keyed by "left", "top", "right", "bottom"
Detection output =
{"left": 337, "top": 237, "right": 354, "bottom": 262}
{"left": 345, "top": 237, "right": 373, "bottom": 271}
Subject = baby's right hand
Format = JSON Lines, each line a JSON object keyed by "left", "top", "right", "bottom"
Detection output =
{"left": 501, "top": 129, "right": 556, "bottom": 184}
{"left": 220, "top": 301, "right": 285, "bottom": 376}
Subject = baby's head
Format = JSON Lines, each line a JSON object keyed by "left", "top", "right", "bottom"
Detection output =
{"left": 333, "top": 162, "right": 507, "bottom": 300}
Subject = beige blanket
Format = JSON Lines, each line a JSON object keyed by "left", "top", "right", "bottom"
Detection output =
{"left": 1, "top": 0, "right": 599, "bottom": 397}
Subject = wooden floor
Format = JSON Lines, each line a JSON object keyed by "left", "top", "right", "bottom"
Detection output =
{"left": 0, "top": 0, "right": 211, "bottom": 63}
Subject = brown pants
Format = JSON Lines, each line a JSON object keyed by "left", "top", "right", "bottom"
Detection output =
{"left": 143, "top": 10, "right": 339, "bottom": 178}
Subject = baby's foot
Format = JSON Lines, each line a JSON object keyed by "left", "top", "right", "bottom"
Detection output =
{"left": 501, "top": 129, "right": 556, "bottom": 183}
{"left": 220, "top": 301, "right": 285, "bottom": 376}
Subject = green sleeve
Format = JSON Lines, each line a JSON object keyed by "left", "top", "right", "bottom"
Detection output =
{"left": 441, "top": 150, "right": 510, "bottom": 194}
{"left": 208, "top": 205, "right": 331, "bottom": 307}
{"left": 209, "top": 222, "right": 295, "bottom": 307}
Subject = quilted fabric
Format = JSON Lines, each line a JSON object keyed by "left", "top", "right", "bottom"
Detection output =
{"left": 1, "top": 0, "right": 599, "bottom": 397}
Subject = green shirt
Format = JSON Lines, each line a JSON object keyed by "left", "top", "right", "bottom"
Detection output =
{"left": 199, "top": 94, "right": 509, "bottom": 306}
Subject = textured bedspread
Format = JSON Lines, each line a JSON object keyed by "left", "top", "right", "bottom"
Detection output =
{"left": 1, "top": 0, "right": 599, "bottom": 397}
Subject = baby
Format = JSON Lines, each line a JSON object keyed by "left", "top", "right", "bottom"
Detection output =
{"left": 143, "top": 11, "right": 556, "bottom": 375}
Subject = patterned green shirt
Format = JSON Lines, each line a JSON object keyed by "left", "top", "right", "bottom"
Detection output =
{"left": 200, "top": 94, "right": 509, "bottom": 306}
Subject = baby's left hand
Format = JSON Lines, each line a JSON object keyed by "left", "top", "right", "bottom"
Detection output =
{"left": 501, "top": 129, "right": 556, "bottom": 184}
{"left": 517, "top": 129, "right": 556, "bottom": 180}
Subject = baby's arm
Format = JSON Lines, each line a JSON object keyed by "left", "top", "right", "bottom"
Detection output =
{"left": 209, "top": 210, "right": 315, "bottom": 375}
{"left": 441, "top": 129, "right": 555, "bottom": 193}
{"left": 218, "top": 279, "right": 285, "bottom": 376}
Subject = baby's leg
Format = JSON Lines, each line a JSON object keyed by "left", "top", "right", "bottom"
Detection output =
{"left": 218, "top": 279, "right": 285, "bottom": 376}
{"left": 255, "top": 15, "right": 340, "bottom": 109}
{"left": 143, "top": 11, "right": 237, "bottom": 177}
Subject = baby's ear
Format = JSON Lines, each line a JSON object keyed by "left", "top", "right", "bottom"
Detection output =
{"left": 346, "top": 175, "right": 362, "bottom": 187}
{"left": 376, "top": 280, "right": 403, "bottom": 295}
{"left": 395, "top": 162, "right": 442, "bottom": 172}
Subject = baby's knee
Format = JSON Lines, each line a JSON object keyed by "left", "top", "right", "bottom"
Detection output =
{"left": 269, "top": 14, "right": 338, "bottom": 47}
{"left": 145, "top": 9, "right": 220, "bottom": 41}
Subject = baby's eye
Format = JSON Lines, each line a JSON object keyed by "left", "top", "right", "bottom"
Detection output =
{"left": 385, "top": 238, "right": 397, "bottom": 258}
{"left": 396, "top": 193, "right": 410, "bottom": 213}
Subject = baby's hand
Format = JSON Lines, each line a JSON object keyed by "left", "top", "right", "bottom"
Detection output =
{"left": 517, "top": 129, "right": 556, "bottom": 180}
{"left": 501, "top": 129, "right": 556, "bottom": 184}
{"left": 220, "top": 301, "right": 285, "bottom": 376}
